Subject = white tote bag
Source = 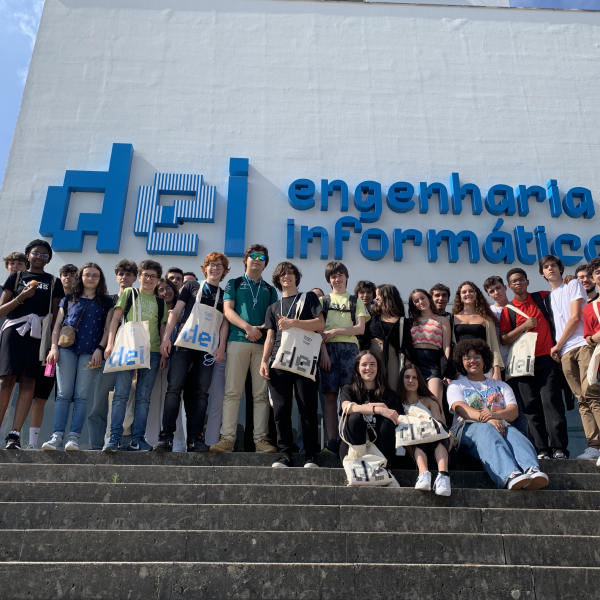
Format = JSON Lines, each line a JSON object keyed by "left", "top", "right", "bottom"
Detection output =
{"left": 505, "top": 305, "right": 537, "bottom": 380}
{"left": 587, "top": 301, "right": 600, "bottom": 386}
{"left": 272, "top": 293, "right": 322, "bottom": 381}
{"left": 395, "top": 405, "right": 450, "bottom": 447}
{"left": 104, "top": 289, "right": 151, "bottom": 373}
{"left": 338, "top": 403, "right": 395, "bottom": 487}
{"left": 175, "top": 281, "right": 223, "bottom": 354}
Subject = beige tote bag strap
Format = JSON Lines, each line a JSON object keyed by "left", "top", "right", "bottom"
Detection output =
{"left": 196, "top": 280, "right": 221, "bottom": 309}
{"left": 593, "top": 300, "right": 600, "bottom": 325}
{"left": 506, "top": 304, "right": 530, "bottom": 320}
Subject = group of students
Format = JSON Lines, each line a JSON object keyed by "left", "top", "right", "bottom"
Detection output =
{"left": 1, "top": 239, "right": 599, "bottom": 495}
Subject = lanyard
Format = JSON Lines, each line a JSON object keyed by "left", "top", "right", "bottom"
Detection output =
{"left": 280, "top": 293, "right": 299, "bottom": 319}
{"left": 244, "top": 275, "right": 262, "bottom": 309}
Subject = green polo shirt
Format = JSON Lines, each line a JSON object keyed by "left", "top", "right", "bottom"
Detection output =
{"left": 223, "top": 276, "right": 278, "bottom": 344}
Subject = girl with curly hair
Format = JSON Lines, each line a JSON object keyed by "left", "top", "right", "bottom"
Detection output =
{"left": 450, "top": 281, "right": 504, "bottom": 380}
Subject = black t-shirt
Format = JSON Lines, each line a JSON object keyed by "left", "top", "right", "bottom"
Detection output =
{"left": 3, "top": 271, "right": 65, "bottom": 319}
{"left": 178, "top": 281, "right": 224, "bottom": 327}
{"left": 264, "top": 291, "right": 323, "bottom": 358}
{"left": 338, "top": 384, "right": 403, "bottom": 417}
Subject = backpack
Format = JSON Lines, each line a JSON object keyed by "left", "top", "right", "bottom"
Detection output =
{"left": 321, "top": 294, "right": 358, "bottom": 325}
{"left": 124, "top": 288, "right": 165, "bottom": 340}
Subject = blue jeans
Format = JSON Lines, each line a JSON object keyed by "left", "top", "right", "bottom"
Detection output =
{"left": 459, "top": 422, "right": 540, "bottom": 489}
{"left": 87, "top": 365, "right": 115, "bottom": 449}
{"left": 110, "top": 352, "right": 161, "bottom": 440}
{"left": 53, "top": 347, "right": 98, "bottom": 438}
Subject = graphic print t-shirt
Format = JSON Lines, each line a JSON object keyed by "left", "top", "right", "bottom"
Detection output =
{"left": 3, "top": 271, "right": 64, "bottom": 319}
{"left": 447, "top": 375, "right": 517, "bottom": 427}
{"left": 115, "top": 288, "right": 167, "bottom": 353}
{"left": 320, "top": 293, "right": 370, "bottom": 346}
{"left": 178, "top": 281, "right": 224, "bottom": 328}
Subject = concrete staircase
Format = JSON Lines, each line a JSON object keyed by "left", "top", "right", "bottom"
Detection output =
{"left": 0, "top": 450, "right": 598, "bottom": 599}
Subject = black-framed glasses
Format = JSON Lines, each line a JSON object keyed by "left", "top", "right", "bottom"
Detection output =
{"left": 141, "top": 273, "right": 158, "bottom": 280}
{"left": 30, "top": 251, "right": 50, "bottom": 259}
{"left": 249, "top": 253, "right": 266, "bottom": 261}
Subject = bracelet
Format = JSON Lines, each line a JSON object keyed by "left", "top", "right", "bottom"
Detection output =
{"left": 15, "top": 298, "right": 23, "bottom": 305}
{"left": 96, "top": 345, "right": 105, "bottom": 353}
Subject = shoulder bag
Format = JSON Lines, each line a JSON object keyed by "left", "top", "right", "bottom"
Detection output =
{"left": 104, "top": 288, "right": 151, "bottom": 373}
{"left": 39, "top": 276, "right": 55, "bottom": 362}
{"left": 58, "top": 297, "right": 95, "bottom": 348}
{"left": 395, "top": 404, "right": 450, "bottom": 447}
{"left": 272, "top": 293, "right": 322, "bottom": 381}
{"left": 175, "top": 281, "right": 223, "bottom": 354}
{"left": 338, "top": 402, "right": 395, "bottom": 487}
{"left": 504, "top": 305, "right": 537, "bottom": 380}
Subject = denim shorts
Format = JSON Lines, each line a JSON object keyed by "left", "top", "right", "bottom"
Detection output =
{"left": 320, "top": 342, "right": 359, "bottom": 394}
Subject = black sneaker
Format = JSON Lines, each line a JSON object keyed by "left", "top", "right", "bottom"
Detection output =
{"left": 272, "top": 454, "right": 293, "bottom": 468}
{"left": 303, "top": 455, "right": 319, "bottom": 469}
{"left": 537, "top": 450, "right": 551, "bottom": 460}
{"left": 5, "top": 433, "right": 21, "bottom": 450}
{"left": 552, "top": 449, "right": 567, "bottom": 460}
{"left": 187, "top": 437, "right": 209, "bottom": 453}
{"left": 153, "top": 436, "right": 173, "bottom": 453}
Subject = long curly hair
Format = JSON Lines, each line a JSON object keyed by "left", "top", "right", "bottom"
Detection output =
{"left": 350, "top": 350, "right": 390, "bottom": 404}
{"left": 71, "top": 263, "right": 108, "bottom": 305}
{"left": 452, "top": 281, "right": 498, "bottom": 324}
{"left": 370, "top": 284, "right": 405, "bottom": 319}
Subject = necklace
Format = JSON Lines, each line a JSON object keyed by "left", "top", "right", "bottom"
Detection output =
{"left": 244, "top": 275, "right": 262, "bottom": 310}
{"left": 280, "top": 293, "right": 299, "bottom": 319}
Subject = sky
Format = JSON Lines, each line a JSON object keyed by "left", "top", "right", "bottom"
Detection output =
{"left": 0, "top": 0, "right": 43, "bottom": 187}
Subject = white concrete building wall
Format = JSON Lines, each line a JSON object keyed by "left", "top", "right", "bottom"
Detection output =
{"left": 1, "top": 0, "right": 599, "bottom": 295}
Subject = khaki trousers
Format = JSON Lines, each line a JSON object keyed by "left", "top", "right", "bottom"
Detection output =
{"left": 562, "top": 344, "right": 600, "bottom": 449}
{"left": 220, "top": 341, "right": 270, "bottom": 443}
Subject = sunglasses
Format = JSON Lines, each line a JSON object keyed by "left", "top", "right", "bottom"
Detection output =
{"left": 249, "top": 253, "right": 266, "bottom": 261}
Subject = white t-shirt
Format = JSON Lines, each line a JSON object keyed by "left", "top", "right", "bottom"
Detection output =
{"left": 550, "top": 279, "right": 587, "bottom": 357}
{"left": 447, "top": 375, "right": 517, "bottom": 427}
{"left": 490, "top": 304, "right": 510, "bottom": 366}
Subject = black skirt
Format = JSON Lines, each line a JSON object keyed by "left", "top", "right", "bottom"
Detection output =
{"left": 0, "top": 327, "right": 44, "bottom": 379}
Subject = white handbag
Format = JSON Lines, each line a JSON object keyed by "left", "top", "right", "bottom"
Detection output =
{"left": 505, "top": 305, "right": 537, "bottom": 380}
{"left": 39, "top": 276, "right": 54, "bottom": 363}
{"left": 272, "top": 293, "right": 322, "bottom": 381}
{"left": 395, "top": 404, "right": 450, "bottom": 447}
{"left": 175, "top": 281, "right": 223, "bottom": 354}
{"left": 587, "top": 301, "right": 600, "bottom": 386}
{"left": 104, "top": 289, "right": 151, "bottom": 373}
{"left": 338, "top": 402, "right": 395, "bottom": 487}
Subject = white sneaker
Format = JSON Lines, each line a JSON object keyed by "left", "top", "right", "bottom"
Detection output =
{"left": 523, "top": 466, "right": 549, "bottom": 491}
{"left": 577, "top": 447, "right": 600, "bottom": 461}
{"left": 415, "top": 471, "right": 432, "bottom": 491}
{"left": 41, "top": 433, "right": 63, "bottom": 451}
{"left": 26, "top": 445, "right": 38, "bottom": 450}
{"left": 64, "top": 438, "right": 80, "bottom": 451}
{"left": 433, "top": 474, "right": 451, "bottom": 497}
{"left": 507, "top": 471, "right": 532, "bottom": 490}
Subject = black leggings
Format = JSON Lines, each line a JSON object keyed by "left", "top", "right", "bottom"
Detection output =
{"left": 339, "top": 412, "right": 397, "bottom": 463}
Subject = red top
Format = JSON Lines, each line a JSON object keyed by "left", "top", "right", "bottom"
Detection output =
{"left": 499, "top": 292, "right": 554, "bottom": 357}
{"left": 583, "top": 301, "right": 600, "bottom": 338}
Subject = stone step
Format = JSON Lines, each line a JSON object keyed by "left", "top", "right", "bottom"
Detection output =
{"left": 1, "top": 502, "right": 596, "bottom": 535}
{"left": 0, "top": 463, "right": 597, "bottom": 490}
{"left": 1, "top": 481, "right": 600, "bottom": 510}
{"left": 0, "top": 562, "right": 597, "bottom": 599}
{"left": 0, "top": 449, "right": 595, "bottom": 472}
{"left": 1, "top": 529, "right": 598, "bottom": 567}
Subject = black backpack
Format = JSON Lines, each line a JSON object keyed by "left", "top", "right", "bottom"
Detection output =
{"left": 321, "top": 294, "right": 358, "bottom": 325}
{"left": 506, "top": 292, "right": 555, "bottom": 343}
{"left": 124, "top": 288, "right": 165, "bottom": 340}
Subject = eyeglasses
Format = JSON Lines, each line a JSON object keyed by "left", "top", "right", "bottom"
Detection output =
{"left": 249, "top": 253, "right": 266, "bottom": 261}
{"left": 509, "top": 277, "right": 527, "bottom": 285}
{"left": 207, "top": 263, "right": 224, "bottom": 270}
{"left": 141, "top": 273, "right": 158, "bottom": 280}
{"left": 463, "top": 355, "right": 483, "bottom": 363}
{"left": 82, "top": 273, "right": 101, "bottom": 280}
{"left": 30, "top": 251, "right": 50, "bottom": 259}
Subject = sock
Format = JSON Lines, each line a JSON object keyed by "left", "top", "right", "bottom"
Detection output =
{"left": 10, "top": 430, "right": 20, "bottom": 436}
{"left": 29, "top": 427, "right": 40, "bottom": 448}
{"left": 439, "top": 471, "right": 449, "bottom": 477}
